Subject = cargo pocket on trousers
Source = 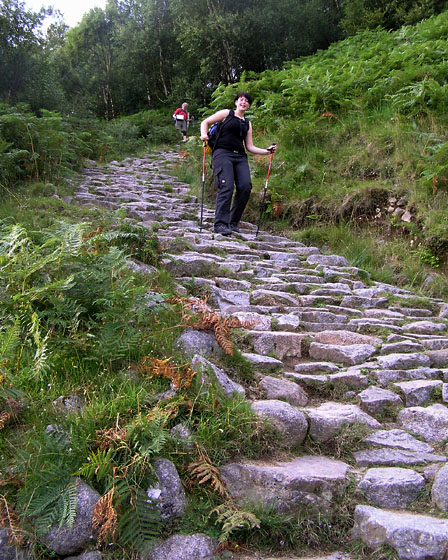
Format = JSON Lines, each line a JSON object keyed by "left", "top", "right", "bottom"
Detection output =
{"left": 213, "top": 166, "right": 226, "bottom": 189}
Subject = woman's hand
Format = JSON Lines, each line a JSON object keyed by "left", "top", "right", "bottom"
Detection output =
{"left": 266, "top": 144, "right": 277, "bottom": 154}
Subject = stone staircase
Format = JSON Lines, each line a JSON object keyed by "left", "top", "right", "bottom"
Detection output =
{"left": 75, "top": 151, "right": 448, "bottom": 560}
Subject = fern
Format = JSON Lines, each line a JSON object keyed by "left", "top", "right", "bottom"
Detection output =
{"left": 93, "top": 322, "right": 141, "bottom": 362}
{"left": 117, "top": 486, "right": 161, "bottom": 552}
{"left": 0, "top": 494, "right": 26, "bottom": 547}
{"left": 0, "top": 319, "right": 21, "bottom": 362}
{"left": 92, "top": 487, "right": 117, "bottom": 545}
{"left": 75, "top": 448, "right": 116, "bottom": 482}
{"left": 26, "top": 478, "right": 79, "bottom": 537}
{"left": 211, "top": 503, "right": 260, "bottom": 544}
{"left": 188, "top": 443, "right": 231, "bottom": 500}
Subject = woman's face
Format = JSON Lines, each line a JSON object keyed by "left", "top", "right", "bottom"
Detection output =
{"left": 235, "top": 96, "right": 251, "bottom": 110}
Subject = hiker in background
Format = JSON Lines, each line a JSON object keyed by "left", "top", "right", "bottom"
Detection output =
{"left": 173, "top": 102, "right": 190, "bottom": 143}
{"left": 200, "top": 91, "right": 276, "bottom": 236}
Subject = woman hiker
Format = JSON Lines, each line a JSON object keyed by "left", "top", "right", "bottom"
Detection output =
{"left": 200, "top": 92, "right": 276, "bottom": 236}
{"left": 173, "top": 102, "right": 190, "bottom": 143}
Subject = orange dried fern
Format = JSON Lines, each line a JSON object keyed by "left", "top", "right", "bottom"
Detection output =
{"left": 92, "top": 487, "right": 118, "bottom": 545}
{"left": 188, "top": 443, "right": 231, "bottom": 501}
{"left": 170, "top": 296, "right": 253, "bottom": 355}
{"left": 0, "top": 411, "right": 10, "bottom": 431}
{"left": 96, "top": 426, "right": 128, "bottom": 451}
{"left": 137, "top": 356, "right": 196, "bottom": 389}
{"left": 0, "top": 494, "right": 26, "bottom": 547}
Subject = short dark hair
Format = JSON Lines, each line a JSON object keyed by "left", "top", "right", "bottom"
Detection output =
{"left": 234, "top": 91, "right": 253, "bottom": 105}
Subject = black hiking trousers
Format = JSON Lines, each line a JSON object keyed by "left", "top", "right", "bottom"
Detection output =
{"left": 212, "top": 148, "right": 252, "bottom": 228}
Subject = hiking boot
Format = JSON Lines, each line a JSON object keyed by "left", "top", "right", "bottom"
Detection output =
{"left": 214, "top": 224, "right": 232, "bottom": 236}
{"left": 230, "top": 223, "right": 240, "bottom": 233}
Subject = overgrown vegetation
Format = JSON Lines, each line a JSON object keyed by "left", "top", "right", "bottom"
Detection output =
{"left": 191, "top": 11, "right": 448, "bottom": 298}
{"left": 0, "top": 104, "right": 178, "bottom": 189}
{"left": 0, "top": 191, "right": 279, "bottom": 557}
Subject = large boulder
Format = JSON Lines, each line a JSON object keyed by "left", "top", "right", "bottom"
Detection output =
{"left": 220, "top": 456, "right": 350, "bottom": 517}
{"left": 40, "top": 481, "right": 100, "bottom": 556}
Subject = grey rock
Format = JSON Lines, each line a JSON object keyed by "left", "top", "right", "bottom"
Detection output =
{"left": 313, "top": 330, "right": 382, "bottom": 346}
{"left": 162, "top": 255, "right": 226, "bottom": 277}
{"left": 170, "top": 423, "right": 194, "bottom": 450}
{"left": 176, "top": 329, "right": 222, "bottom": 359}
{"left": 309, "top": 342, "right": 377, "bottom": 366}
{"left": 393, "top": 380, "right": 443, "bottom": 407}
{"left": 351, "top": 505, "right": 448, "bottom": 560}
{"left": 354, "top": 448, "right": 446, "bottom": 467}
{"left": 272, "top": 313, "right": 302, "bottom": 330}
{"left": 215, "top": 277, "right": 251, "bottom": 290}
{"left": 238, "top": 555, "right": 353, "bottom": 560}
{"left": 372, "top": 367, "right": 441, "bottom": 386}
{"left": 358, "top": 386, "right": 403, "bottom": 416}
{"left": 389, "top": 306, "right": 433, "bottom": 317}
{"left": 0, "top": 528, "right": 31, "bottom": 560}
{"left": 294, "top": 362, "right": 340, "bottom": 374}
{"left": 363, "top": 429, "right": 435, "bottom": 453}
{"left": 145, "top": 533, "right": 217, "bottom": 560}
{"left": 380, "top": 342, "right": 425, "bottom": 355}
{"left": 284, "top": 372, "right": 329, "bottom": 386}
{"left": 40, "top": 481, "right": 100, "bottom": 556}
{"left": 341, "top": 296, "right": 389, "bottom": 309}
{"left": 242, "top": 352, "right": 283, "bottom": 372}
{"left": 427, "top": 349, "right": 448, "bottom": 367}
{"left": 307, "top": 254, "right": 349, "bottom": 267}
{"left": 299, "top": 310, "right": 348, "bottom": 324}
{"left": 220, "top": 456, "right": 350, "bottom": 517}
{"left": 251, "top": 289, "right": 300, "bottom": 307}
{"left": 251, "top": 399, "right": 308, "bottom": 446}
{"left": 45, "top": 424, "right": 71, "bottom": 447}
{"left": 398, "top": 404, "right": 448, "bottom": 442}
{"left": 304, "top": 402, "right": 381, "bottom": 443}
{"left": 405, "top": 321, "right": 447, "bottom": 335}
{"left": 65, "top": 552, "right": 103, "bottom": 560}
{"left": 191, "top": 355, "right": 245, "bottom": 397}
{"left": 358, "top": 467, "right": 425, "bottom": 508}
{"left": 432, "top": 464, "right": 448, "bottom": 511}
{"left": 376, "top": 352, "right": 431, "bottom": 370}
{"left": 210, "top": 286, "right": 250, "bottom": 311}
{"left": 146, "top": 459, "right": 186, "bottom": 521}
{"left": 259, "top": 375, "right": 308, "bottom": 406}
{"left": 329, "top": 371, "right": 368, "bottom": 389}
{"left": 250, "top": 331, "right": 304, "bottom": 360}
{"left": 52, "top": 395, "right": 85, "bottom": 414}
{"left": 230, "top": 311, "right": 272, "bottom": 331}
{"left": 127, "top": 260, "right": 158, "bottom": 276}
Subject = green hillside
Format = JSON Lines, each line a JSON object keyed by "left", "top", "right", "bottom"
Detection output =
{"left": 203, "top": 11, "right": 448, "bottom": 297}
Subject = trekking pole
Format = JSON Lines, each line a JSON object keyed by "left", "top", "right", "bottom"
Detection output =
{"left": 255, "top": 148, "right": 275, "bottom": 238}
{"left": 200, "top": 141, "right": 207, "bottom": 232}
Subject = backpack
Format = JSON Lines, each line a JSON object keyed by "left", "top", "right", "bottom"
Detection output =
{"left": 206, "top": 109, "right": 237, "bottom": 153}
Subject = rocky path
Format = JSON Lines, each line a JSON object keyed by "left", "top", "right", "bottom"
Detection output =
{"left": 76, "top": 151, "right": 448, "bottom": 560}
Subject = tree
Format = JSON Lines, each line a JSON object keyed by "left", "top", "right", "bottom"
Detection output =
{"left": 0, "top": 0, "right": 46, "bottom": 102}
{"left": 340, "top": 0, "right": 448, "bottom": 35}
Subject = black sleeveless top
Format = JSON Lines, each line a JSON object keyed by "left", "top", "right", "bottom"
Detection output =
{"left": 215, "top": 110, "right": 250, "bottom": 154}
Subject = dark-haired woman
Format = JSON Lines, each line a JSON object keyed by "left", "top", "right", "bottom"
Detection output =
{"left": 200, "top": 92, "right": 276, "bottom": 236}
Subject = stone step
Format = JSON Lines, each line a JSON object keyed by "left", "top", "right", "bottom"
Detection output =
{"left": 352, "top": 505, "right": 448, "bottom": 560}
